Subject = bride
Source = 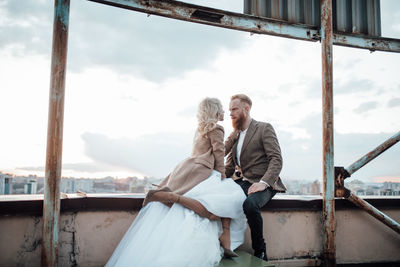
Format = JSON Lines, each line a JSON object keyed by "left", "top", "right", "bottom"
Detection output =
{"left": 105, "top": 97, "right": 247, "bottom": 267}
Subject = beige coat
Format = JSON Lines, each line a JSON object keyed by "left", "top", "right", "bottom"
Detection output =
{"left": 225, "top": 119, "right": 286, "bottom": 192}
{"left": 158, "top": 124, "right": 225, "bottom": 195}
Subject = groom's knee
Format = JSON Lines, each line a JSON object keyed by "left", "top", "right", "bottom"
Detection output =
{"left": 243, "top": 197, "right": 258, "bottom": 215}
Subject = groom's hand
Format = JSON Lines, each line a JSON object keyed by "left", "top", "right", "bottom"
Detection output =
{"left": 248, "top": 182, "right": 267, "bottom": 195}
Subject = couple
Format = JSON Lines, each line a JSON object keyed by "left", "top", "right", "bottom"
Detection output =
{"left": 106, "top": 94, "right": 286, "bottom": 267}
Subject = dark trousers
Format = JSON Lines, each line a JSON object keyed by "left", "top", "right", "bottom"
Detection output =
{"left": 236, "top": 179, "right": 276, "bottom": 254}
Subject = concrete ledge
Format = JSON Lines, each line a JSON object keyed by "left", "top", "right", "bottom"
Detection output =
{"left": 1, "top": 194, "right": 399, "bottom": 216}
{"left": 0, "top": 197, "right": 399, "bottom": 266}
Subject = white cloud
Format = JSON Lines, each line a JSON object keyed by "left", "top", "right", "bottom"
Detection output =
{"left": 353, "top": 101, "right": 378, "bottom": 114}
{"left": 387, "top": 97, "right": 400, "bottom": 108}
{"left": 81, "top": 131, "right": 193, "bottom": 177}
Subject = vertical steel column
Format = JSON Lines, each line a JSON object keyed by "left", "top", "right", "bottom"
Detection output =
{"left": 321, "top": 0, "right": 335, "bottom": 266}
{"left": 42, "top": 0, "right": 70, "bottom": 266}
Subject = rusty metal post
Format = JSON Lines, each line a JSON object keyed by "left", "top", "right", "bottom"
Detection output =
{"left": 346, "top": 131, "right": 400, "bottom": 176}
{"left": 42, "top": 0, "right": 70, "bottom": 266}
{"left": 321, "top": 0, "right": 335, "bottom": 266}
{"left": 347, "top": 192, "right": 400, "bottom": 234}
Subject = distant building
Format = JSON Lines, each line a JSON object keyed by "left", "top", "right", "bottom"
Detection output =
{"left": 74, "top": 179, "right": 94, "bottom": 193}
{"left": 61, "top": 178, "right": 76, "bottom": 193}
{"left": 0, "top": 173, "right": 13, "bottom": 194}
{"left": 311, "top": 180, "right": 321, "bottom": 195}
{"left": 346, "top": 179, "right": 365, "bottom": 195}
{"left": 382, "top": 182, "right": 400, "bottom": 196}
{"left": 24, "top": 180, "right": 37, "bottom": 194}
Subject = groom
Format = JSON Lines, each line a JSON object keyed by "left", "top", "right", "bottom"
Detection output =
{"left": 225, "top": 94, "right": 286, "bottom": 261}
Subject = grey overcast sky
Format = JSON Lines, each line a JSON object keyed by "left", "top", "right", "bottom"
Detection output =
{"left": 0, "top": 0, "right": 399, "bottom": 183}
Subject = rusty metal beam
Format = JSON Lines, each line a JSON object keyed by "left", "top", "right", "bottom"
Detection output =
{"left": 87, "top": 0, "right": 400, "bottom": 53}
{"left": 321, "top": 0, "right": 336, "bottom": 266}
{"left": 347, "top": 192, "right": 400, "bottom": 235}
{"left": 42, "top": 0, "right": 70, "bottom": 266}
{"left": 335, "top": 173, "right": 400, "bottom": 237}
{"left": 88, "top": 0, "right": 321, "bottom": 42}
{"left": 333, "top": 33, "right": 400, "bottom": 53}
{"left": 346, "top": 131, "right": 400, "bottom": 176}
{"left": 88, "top": 0, "right": 320, "bottom": 42}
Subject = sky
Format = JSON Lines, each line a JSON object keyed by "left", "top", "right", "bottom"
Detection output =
{"left": 0, "top": 0, "right": 399, "bottom": 183}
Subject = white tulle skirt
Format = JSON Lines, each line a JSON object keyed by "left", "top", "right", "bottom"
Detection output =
{"left": 105, "top": 170, "right": 247, "bottom": 267}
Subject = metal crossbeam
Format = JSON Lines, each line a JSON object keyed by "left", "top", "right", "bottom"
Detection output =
{"left": 346, "top": 131, "right": 400, "bottom": 176}
{"left": 88, "top": 0, "right": 400, "bottom": 53}
{"left": 88, "top": 0, "right": 320, "bottom": 42}
{"left": 333, "top": 34, "right": 400, "bottom": 53}
{"left": 348, "top": 192, "right": 400, "bottom": 235}
{"left": 334, "top": 131, "right": 400, "bottom": 237}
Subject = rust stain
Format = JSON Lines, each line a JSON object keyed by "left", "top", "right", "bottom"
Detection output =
{"left": 42, "top": 0, "right": 70, "bottom": 266}
{"left": 321, "top": 0, "right": 335, "bottom": 266}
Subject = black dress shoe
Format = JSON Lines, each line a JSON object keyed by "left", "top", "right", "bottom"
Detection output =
{"left": 254, "top": 250, "right": 268, "bottom": 261}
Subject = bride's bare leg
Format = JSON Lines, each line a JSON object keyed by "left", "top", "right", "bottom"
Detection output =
{"left": 148, "top": 191, "right": 178, "bottom": 204}
{"left": 142, "top": 187, "right": 177, "bottom": 207}
{"left": 219, "top": 218, "right": 231, "bottom": 249}
{"left": 177, "top": 195, "right": 219, "bottom": 221}
{"left": 219, "top": 218, "right": 238, "bottom": 258}
{"left": 144, "top": 189, "right": 219, "bottom": 220}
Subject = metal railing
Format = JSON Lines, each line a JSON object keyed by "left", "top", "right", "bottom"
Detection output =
{"left": 335, "top": 131, "right": 400, "bottom": 235}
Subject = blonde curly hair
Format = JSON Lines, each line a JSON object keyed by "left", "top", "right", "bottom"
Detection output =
{"left": 197, "top": 97, "right": 223, "bottom": 137}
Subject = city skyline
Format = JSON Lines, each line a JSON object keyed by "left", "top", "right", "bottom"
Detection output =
{"left": 3, "top": 171, "right": 400, "bottom": 197}
{"left": 1, "top": 1, "right": 399, "bottom": 183}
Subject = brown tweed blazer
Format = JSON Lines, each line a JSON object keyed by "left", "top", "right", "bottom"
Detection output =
{"left": 158, "top": 124, "right": 225, "bottom": 195}
{"left": 225, "top": 119, "right": 286, "bottom": 192}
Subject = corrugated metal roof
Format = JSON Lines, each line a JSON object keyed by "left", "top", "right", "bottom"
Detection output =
{"left": 244, "top": 0, "right": 381, "bottom": 36}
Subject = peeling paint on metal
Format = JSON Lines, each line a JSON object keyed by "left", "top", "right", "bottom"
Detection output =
{"left": 55, "top": 0, "right": 70, "bottom": 28}
{"left": 88, "top": 0, "right": 320, "bottom": 42}
{"left": 43, "top": 0, "right": 70, "bottom": 266}
{"left": 87, "top": 0, "right": 399, "bottom": 52}
{"left": 321, "top": 0, "right": 336, "bottom": 266}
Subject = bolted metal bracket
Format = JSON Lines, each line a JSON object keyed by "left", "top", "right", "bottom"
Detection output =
{"left": 334, "top": 166, "right": 351, "bottom": 198}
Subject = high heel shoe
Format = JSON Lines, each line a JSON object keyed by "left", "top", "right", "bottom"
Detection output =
{"left": 219, "top": 225, "right": 237, "bottom": 258}
{"left": 142, "top": 187, "right": 172, "bottom": 207}
{"left": 223, "top": 247, "right": 238, "bottom": 258}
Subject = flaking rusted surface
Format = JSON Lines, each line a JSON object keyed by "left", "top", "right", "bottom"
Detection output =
{"left": 42, "top": 0, "right": 70, "bottom": 266}
{"left": 321, "top": 0, "right": 336, "bottom": 266}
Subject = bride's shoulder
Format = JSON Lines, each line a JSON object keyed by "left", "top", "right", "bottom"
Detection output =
{"left": 206, "top": 124, "right": 224, "bottom": 139}
{"left": 208, "top": 125, "right": 224, "bottom": 140}
{"left": 214, "top": 124, "right": 224, "bottom": 133}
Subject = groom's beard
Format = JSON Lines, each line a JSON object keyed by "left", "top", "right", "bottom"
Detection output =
{"left": 232, "top": 112, "right": 246, "bottom": 131}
